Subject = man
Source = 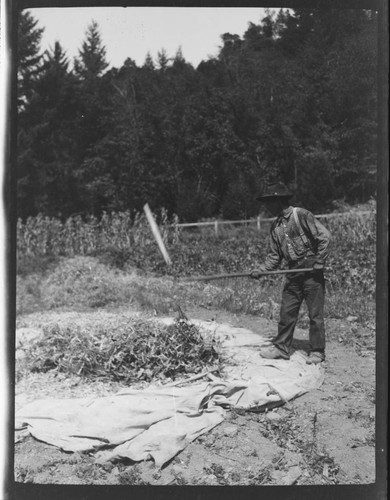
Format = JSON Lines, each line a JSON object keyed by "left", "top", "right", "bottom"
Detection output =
{"left": 251, "top": 182, "right": 331, "bottom": 364}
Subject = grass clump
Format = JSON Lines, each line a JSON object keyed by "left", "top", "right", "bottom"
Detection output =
{"left": 17, "top": 254, "right": 60, "bottom": 278}
{"left": 23, "top": 310, "right": 222, "bottom": 384}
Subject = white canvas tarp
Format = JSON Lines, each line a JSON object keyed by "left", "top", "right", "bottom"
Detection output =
{"left": 15, "top": 319, "right": 325, "bottom": 467}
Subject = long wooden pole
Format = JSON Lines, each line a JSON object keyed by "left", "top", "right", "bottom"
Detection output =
{"left": 182, "top": 267, "right": 317, "bottom": 282}
{"left": 143, "top": 203, "right": 172, "bottom": 266}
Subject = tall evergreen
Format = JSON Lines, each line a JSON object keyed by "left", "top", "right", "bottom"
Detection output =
{"left": 17, "top": 41, "right": 83, "bottom": 218}
{"left": 70, "top": 20, "right": 112, "bottom": 214}
{"left": 17, "top": 10, "right": 44, "bottom": 110}
{"left": 157, "top": 48, "right": 169, "bottom": 70}
{"left": 143, "top": 52, "right": 155, "bottom": 70}
{"left": 74, "top": 20, "right": 109, "bottom": 78}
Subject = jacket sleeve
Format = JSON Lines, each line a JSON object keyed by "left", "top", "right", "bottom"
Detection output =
{"left": 262, "top": 226, "right": 283, "bottom": 271}
{"left": 300, "top": 210, "right": 331, "bottom": 263}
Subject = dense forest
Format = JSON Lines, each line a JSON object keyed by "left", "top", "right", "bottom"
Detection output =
{"left": 17, "top": 8, "right": 378, "bottom": 222}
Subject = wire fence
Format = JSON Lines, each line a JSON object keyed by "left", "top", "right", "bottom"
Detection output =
{"left": 175, "top": 211, "right": 374, "bottom": 237}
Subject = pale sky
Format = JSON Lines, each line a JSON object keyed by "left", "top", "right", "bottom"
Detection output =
{"left": 29, "top": 7, "right": 274, "bottom": 69}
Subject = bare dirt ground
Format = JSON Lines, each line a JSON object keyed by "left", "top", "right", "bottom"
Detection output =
{"left": 14, "top": 306, "right": 375, "bottom": 486}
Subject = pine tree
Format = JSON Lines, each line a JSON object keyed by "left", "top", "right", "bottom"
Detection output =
{"left": 173, "top": 46, "right": 185, "bottom": 64}
{"left": 143, "top": 51, "right": 155, "bottom": 70}
{"left": 74, "top": 20, "right": 109, "bottom": 78}
{"left": 17, "top": 10, "right": 44, "bottom": 109}
{"left": 70, "top": 20, "right": 112, "bottom": 213}
{"left": 43, "top": 41, "right": 69, "bottom": 77}
{"left": 157, "top": 48, "right": 169, "bottom": 70}
{"left": 17, "top": 41, "right": 82, "bottom": 218}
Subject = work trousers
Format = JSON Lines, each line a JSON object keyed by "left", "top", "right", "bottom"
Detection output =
{"left": 272, "top": 270, "right": 326, "bottom": 355}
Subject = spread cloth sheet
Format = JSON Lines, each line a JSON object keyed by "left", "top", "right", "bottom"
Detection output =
{"left": 15, "top": 319, "right": 325, "bottom": 466}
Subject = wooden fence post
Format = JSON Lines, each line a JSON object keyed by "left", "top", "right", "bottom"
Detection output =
{"left": 214, "top": 220, "right": 219, "bottom": 237}
{"left": 257, "top": 216, "right": 261, "bottom": 232}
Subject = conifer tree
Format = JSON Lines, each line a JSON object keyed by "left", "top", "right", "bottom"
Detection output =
{"left": 173, "top": 46, "right": 185, "bottom": 64}
{"left": 74, "top": 20, "right": 109, "bottom": 78}
{"left": 17, "top": 10, "right": 44, "bottom": 109}
{"left": 143, "top": 51, "right": 155, "bottom": 70}
{"left": 17, "top": 41, "right": 82, "bottom": 218}
{"left": 157, "top": 48, "right": 169, "bottom": 70}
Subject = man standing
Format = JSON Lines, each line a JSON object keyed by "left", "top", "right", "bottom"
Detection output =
{"left": 251, "top": 182, "right": 331, "bottom": 364}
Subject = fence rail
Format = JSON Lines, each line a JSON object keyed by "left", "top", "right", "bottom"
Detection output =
{"left": 175, "top": 211, "right": 374, "bottom": 237}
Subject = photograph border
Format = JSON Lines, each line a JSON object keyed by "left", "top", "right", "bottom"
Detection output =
{"left": 3, "top": 0, "right": 388, "bottom": 498}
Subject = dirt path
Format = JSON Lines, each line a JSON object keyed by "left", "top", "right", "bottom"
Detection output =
{"left": 14, "top": 307, "right": 375, "bottom": 486}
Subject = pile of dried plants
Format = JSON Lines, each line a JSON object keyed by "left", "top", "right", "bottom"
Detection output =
{"left": 24, "top": 311, "right": 222, "bottom": 384}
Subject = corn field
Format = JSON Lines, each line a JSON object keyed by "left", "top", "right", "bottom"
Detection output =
{"left": 17, "top": 209, "right": 376, "bottom": 258}
{"left": 17, "top": 209, "right": 180, "bottom": 257}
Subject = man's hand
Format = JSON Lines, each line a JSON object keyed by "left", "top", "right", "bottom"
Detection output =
{"left": 313, "top": 261, "right": 324, "bottom": 270}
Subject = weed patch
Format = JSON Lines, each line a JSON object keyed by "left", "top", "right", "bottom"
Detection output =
{"left": 260, "top": 410, "right": 340, "bottom": 484}
{"left": 203, "top": 463, "right": 227, "bottom": 485}
{"left": 117, "top": 465, "right": 147, "bottom": 485}
{"left": 247, "top": 466, "right": 273, "bottom": 485}
{"left": 15, "top": 465, "right": 35, "bottom": 483}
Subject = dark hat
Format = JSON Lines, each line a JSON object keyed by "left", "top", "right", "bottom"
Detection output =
{"left": 256, "top": 182, "right": 293, "bottom": 201}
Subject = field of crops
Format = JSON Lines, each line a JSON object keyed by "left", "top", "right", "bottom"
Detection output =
{"left": 17, "top": 205, "right": 376, "bottom": 324}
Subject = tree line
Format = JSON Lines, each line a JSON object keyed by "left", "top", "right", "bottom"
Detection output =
{"left": 17, "top": 8, "right": 378, "bottom": 222}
